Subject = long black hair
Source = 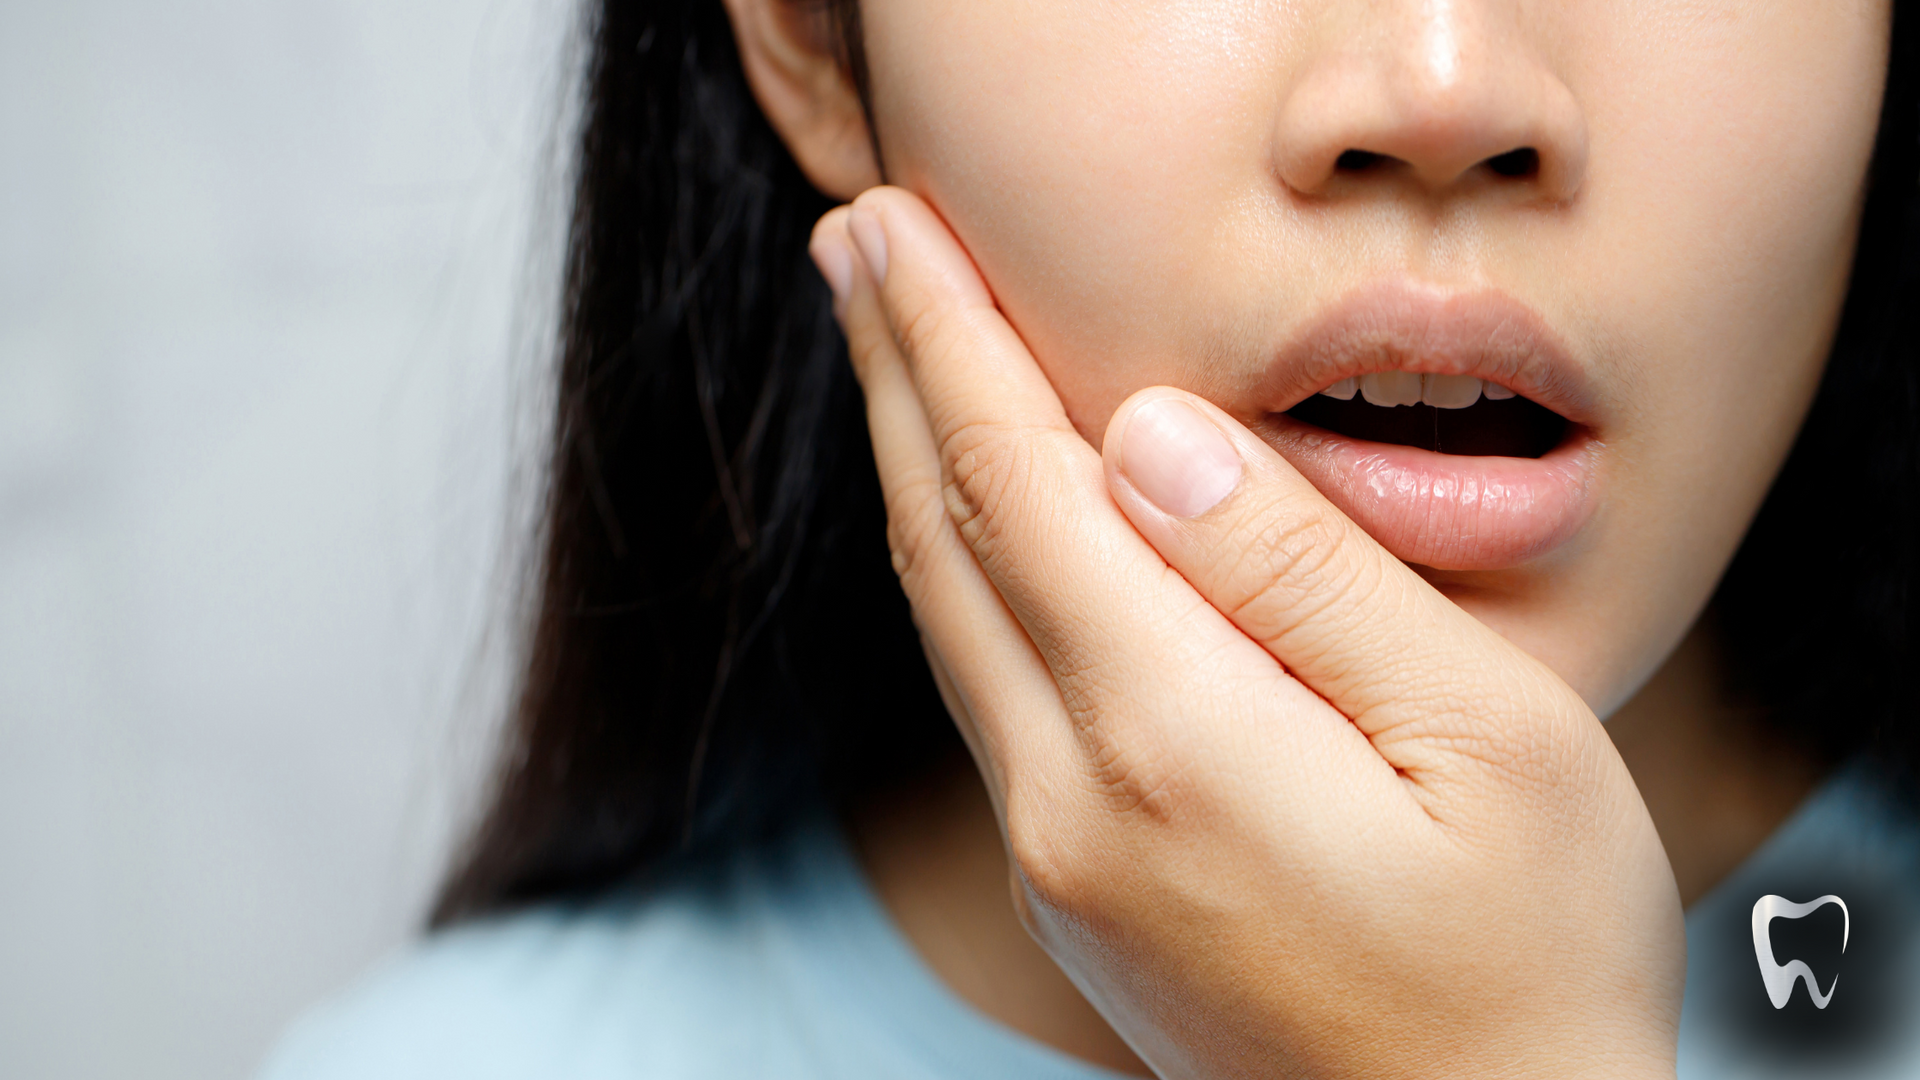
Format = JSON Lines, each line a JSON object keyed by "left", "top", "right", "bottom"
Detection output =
{"left": 431, "top": 0, "right": 1919, "bottom": 924}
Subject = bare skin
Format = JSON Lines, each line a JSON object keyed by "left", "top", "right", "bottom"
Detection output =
{"left": 851, "top": 758, "right": 1152, "bottom": 1072}
{"left": 717, "top": 0, "right": 1892, "bottom": 1070}
{"left": 1602, "top": 626, "right": 1829, "bottom": 909}
{"left": 852, "top": 619, "right": 1827, "bottom": 1074}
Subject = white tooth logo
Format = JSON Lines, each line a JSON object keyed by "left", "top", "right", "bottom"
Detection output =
{"left": 1751, "top": 894, "right": 1849, "bottom": 1009}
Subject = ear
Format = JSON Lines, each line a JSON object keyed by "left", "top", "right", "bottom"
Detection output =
{"left": 721, "top": 0, "right": 882, "bottom": 200}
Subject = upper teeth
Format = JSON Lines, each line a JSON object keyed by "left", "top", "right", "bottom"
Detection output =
{"left": 1320, "top": 373, "right": 1515, "bottom": 409}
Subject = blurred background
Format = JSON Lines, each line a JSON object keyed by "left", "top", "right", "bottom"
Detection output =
{"left": 0, "top": 2, "right": 570, "bottom": 1077}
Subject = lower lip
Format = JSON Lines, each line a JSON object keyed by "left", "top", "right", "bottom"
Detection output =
{"left": 1257, "top": 414, "right": 1599, "bottom": 571}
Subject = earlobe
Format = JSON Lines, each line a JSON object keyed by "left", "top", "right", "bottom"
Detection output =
{"left": 722, "top": 0, "right": 882, "bottom": 200}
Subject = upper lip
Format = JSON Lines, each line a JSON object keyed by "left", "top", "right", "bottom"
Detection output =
{"left": 1257, "top": 279, "right": 1599, "bottom": 427}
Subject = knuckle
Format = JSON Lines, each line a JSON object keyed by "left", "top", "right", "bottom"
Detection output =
{"left": 1081, "top": 725, "right": 1190, "bottom": 827}
{"left": 1002, "top": 734, "right": 1192, "bottom": 937}
{"left": 1380, "top": 671, "right": 1590, "bottom": 807}
{"left": 1403, "top": 712, "right": 1532, "bottom": 778}
{"left": 1215, "top": 495, "right": 1375, "bottom": 648}
{"left": 1003, "top": 786, "right": 1086, "bottom": 921}
{"left": 880, "top": 465, "right": 953, "bottom": 596}
{"left": 844, "top": 316, "right": 898, "bottom": 381}
{"left": 891, "top": 289, "right": 990, "bottom": 375}
{"left": 1053, "top": 672, "right": 1195, "bottom": 827}
{"left": 1005, "top": 874, "right": 1045, "bottom": 941}
{"left": 888, "top": 289, "right": 944, "bottom": 361}
{"left": 1455, "top": 695, "right": 1582, "bottom": 794}
{"left": 940, "top": 420, "right": 1063, "bottom": 556}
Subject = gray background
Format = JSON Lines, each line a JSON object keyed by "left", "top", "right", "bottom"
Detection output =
{"left": 1, "top": 1, "right": 570, "bottom": 1076}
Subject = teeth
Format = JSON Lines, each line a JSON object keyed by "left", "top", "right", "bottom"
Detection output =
{"left": 1318, "top": 377, "right": 1358, "bottom": 400}
{"left": 1337, "top": 371, "right": 1519, "bottom": 408}
{"left": 1421, "top": 374, "right": 1483, "bottom": 409}
{"left": 1360, "top": 370, "right": 1424, "bottom": 407}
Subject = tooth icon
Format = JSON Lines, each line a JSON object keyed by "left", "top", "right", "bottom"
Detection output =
{"left": 1751, "top": 894, "right": 1849, "bottom": 1009}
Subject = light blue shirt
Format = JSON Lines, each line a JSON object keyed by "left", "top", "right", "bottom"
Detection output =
{"left": 1678, "top": 759, "right": 1920, "bottom": 1078}
{"left": 260, "top": 761, "right": 1920, "bottom": 1079}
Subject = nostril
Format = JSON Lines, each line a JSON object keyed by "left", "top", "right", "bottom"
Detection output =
{"left": 1335, "top": 150, "right": 1385, "bottom": 173}
{"left": 1485, "top": 148, "right": 1540, "bottom": 179}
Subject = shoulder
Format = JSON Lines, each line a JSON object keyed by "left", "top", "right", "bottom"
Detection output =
{"left": 257, "top": 816, "right": 1140, "bottom": 1080}
{"left": 255, "top": 858, "right": 795, "bottom": 1080}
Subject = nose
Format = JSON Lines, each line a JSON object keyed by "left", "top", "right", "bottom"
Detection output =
{"left": 1274, "top": 0, "right": 1588, "bottom": 201}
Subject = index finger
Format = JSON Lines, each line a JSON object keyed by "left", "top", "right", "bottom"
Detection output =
{"left": 842, "top": 188, "right": 1255, "bottom": 708}
{"left": 838, "top": 187, "right": 1413, "bottom": 824}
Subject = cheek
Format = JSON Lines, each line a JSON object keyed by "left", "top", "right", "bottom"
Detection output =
{"left": 1575, "top": 1, "right": 1882, "bottom": 427}
{"left": 860, "top": 0, "right": 1888, "bottom": 711}
{"left": 1531, "top": 4, "right": 1885, "bottom": 707}
{"left": 862, "top": 0, "right": 1294, "bottom": 443}
{"left": 867, "top": 0, "right": 1881, "bottom": 453}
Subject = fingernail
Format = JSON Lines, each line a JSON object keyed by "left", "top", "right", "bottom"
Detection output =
{"left": 848, "top": 204, "right": 889, "bottom": 285}
{"left": 809, "top": 228, "right": 854, "bottom": 312}
{"left": 1121, "top": 399, "right": 1242, "bottom": 517}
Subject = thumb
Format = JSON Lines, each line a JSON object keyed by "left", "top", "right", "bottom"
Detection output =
{"left": 1101, "top": 385, "right": 1601, "bottom": 795}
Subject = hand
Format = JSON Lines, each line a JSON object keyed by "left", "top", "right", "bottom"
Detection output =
{"left": 810, "top": 187, "right": 1684, "bottom": 1080}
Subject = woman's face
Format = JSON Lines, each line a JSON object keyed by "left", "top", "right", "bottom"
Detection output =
{"left": 852, "top": 0, "right": 1889, "bottom": 715}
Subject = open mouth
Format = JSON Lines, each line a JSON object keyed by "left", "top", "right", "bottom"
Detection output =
{"left": 1250, "top": 283, "right": 1601, "bottom": 569}
{"left": 1283, "top": 373, "right": 1569, "bottom": 458}
{"left": 1258, "top": 368, "right": 1596, "bottom": 570}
